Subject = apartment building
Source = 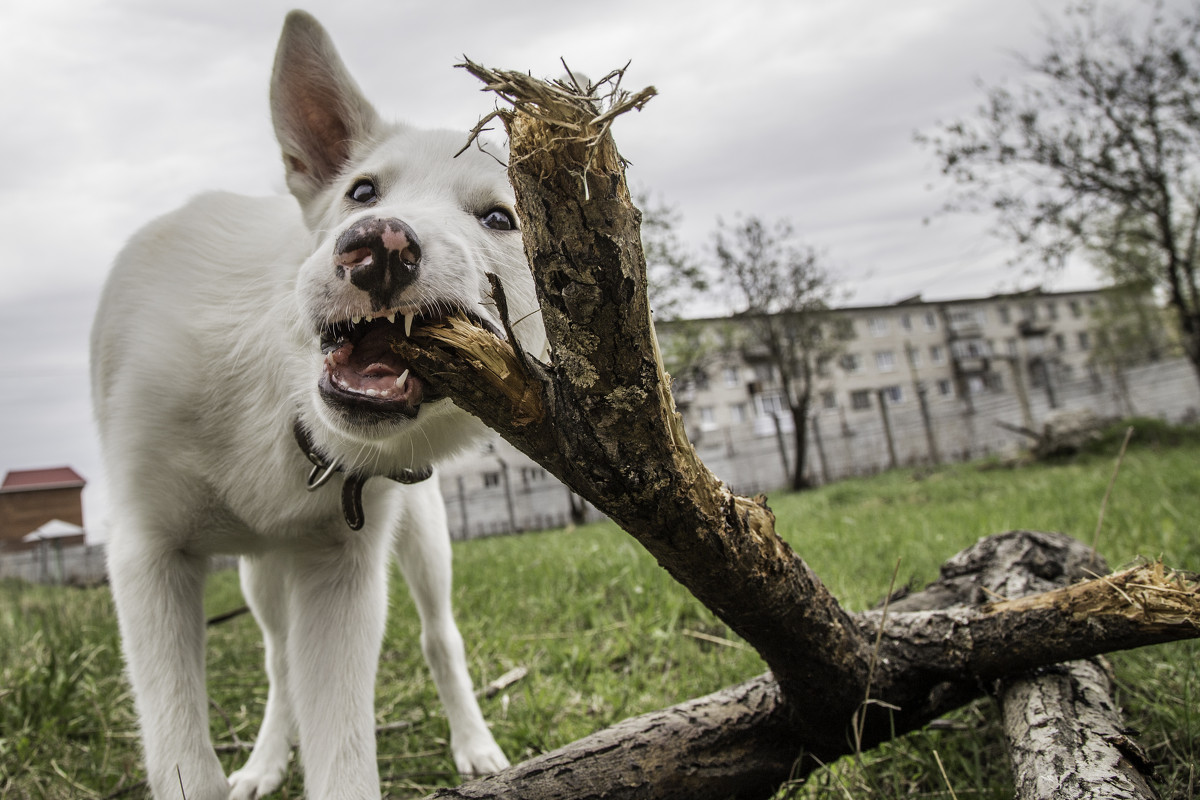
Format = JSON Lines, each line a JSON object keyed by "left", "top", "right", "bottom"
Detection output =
{"left": 664, "top": 288, "right": 1110, "bottom": 447}
{"left": 437, "top": 286, "right": 1192, "bottom": 537}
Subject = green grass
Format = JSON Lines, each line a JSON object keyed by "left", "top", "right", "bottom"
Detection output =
{"left": 2, "top": 421, "right": 1198, "bottom": 798}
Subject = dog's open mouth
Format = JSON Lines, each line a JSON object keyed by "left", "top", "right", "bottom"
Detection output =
{"left": 318, "top": 309, "right": 502, "bottom": 420}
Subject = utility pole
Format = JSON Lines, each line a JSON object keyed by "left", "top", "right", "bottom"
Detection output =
{"left": 455, "top": 474, "right": 469, "bottom": 540}
{"left": 1004, "top": 354, "right": 1034, "bottom": 430}
{"left": 875, "top": 388, "right": 899, "bottom": 471}
{"left": 810, "top": 414, "right": 830, "bottom": 485}
{"left": 906, "top": 342, "right": 940, "bottom": 465}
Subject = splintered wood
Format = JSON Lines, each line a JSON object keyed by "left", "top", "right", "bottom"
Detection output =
{"left": 988, "top": 561, "right": 1200, "bottom": 631}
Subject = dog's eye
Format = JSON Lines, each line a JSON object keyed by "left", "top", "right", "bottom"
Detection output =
{"left": 348, "top": 179, "right": 378, "bottom": 204}
{"left": 480, "top": 208, "right": 516, "bottom": 231}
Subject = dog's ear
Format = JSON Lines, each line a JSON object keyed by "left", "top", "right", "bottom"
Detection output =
{"left": 270, "top": 11, "right": 381, "bottom": 207}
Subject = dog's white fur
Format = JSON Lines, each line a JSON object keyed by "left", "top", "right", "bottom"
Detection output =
{"left": 90, "top": 11, "right": 543, "bottom": 799}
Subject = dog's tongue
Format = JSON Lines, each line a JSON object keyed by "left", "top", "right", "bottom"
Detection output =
{"left": 327, "top": 324, "right": 425, "bottom": 405}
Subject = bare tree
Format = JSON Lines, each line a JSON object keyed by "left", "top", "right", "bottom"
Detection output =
{"left": 919, "top": 0, "right": 1200, "bottom": 389}
{"left": 714, "top": 216, "right": 847, "bottom": 490}
{"left": 638, "top": 192, "right": 708, "bottom": 321}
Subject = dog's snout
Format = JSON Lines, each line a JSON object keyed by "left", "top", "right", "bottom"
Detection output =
{"left": 334, "top": 217, "right": 422, "bottom": 305}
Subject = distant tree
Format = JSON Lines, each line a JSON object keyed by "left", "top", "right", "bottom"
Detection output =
{"left": 919, "top": 0, "right": 1200, "bottom": 390}
{"left": 1088, "top": 216, "right": 1178, "bottom": 362}
{"left": 1085, "top": 220, "right": 1179, "bottom": 411}
{"left": 714, "top": 215, "right": 847, "bottom": 491}
{"left": 638, "top": 193, "right": 708, "bottom": 321}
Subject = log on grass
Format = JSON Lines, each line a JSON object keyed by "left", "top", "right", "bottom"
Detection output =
{"left": 425, "top": 531, "right": 1195, "bottom": 799}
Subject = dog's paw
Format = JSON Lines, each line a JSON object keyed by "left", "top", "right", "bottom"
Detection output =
{"left": 228, "top": 759, "right": 288, "bottom": 800}
{"left": 453, "top": 737, "right": 510, "bottom": 777}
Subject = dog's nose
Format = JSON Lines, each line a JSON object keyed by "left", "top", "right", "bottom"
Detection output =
{"left": 334, "top": 217, "right": 422, "bottom": 305}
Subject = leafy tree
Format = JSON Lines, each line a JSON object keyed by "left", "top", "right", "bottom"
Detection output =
{"left": 713, "top": 215, "right": 847, "bottom": 491}
{"left": 920, "top": 0, "right": 1200, "bottom": 389}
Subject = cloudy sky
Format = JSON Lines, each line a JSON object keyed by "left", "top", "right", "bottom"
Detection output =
{"left": 0, "top": 0, "right": 1162, "bottom": 529}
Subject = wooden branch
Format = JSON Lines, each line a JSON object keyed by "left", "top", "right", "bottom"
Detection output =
{"left": 969, "top": 532, "right": 1159, "bottom": 799}
{"left": 394, "top": 62, "right": 1200, "bottom": 798}
{"left": 392, "top": 62, "right": 874, "bottom": 743}
{"left": 431, "top": 676, "right": 795, "bottom": 800}
{"left": 1002, "top": 659, "right": 1159, "bottom": 799}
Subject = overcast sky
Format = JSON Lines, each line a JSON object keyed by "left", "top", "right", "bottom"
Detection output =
{"left": 0, "top": 0, "right": 1169, "bottom": 530}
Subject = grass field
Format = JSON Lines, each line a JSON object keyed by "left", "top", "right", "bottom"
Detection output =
{"left": 1, "top": 420, "right": 1197, "bottom": 798}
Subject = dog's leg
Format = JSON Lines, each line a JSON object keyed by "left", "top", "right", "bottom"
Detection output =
{"left": 393, "top": 479, "right": 510, "bottom": 776}
{"left": 286, "top": 531, "right": 390, "bottom": 799}
{"left": 228, "top": 554, "right": 296, "bottom": 800}
{"left": 108, "top": 533, "right": 229, "bottom": 799}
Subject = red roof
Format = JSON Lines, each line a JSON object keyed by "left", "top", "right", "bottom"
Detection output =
{"left": 0, "top": 467, "right": 86, "bottom": 492}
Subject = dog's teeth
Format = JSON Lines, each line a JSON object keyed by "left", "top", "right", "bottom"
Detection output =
{"left": 396, "top": 369, "right": 409, "bottom": 388}
{"left": 404, "top": 313, "right": 414, "bottom": 337}
{"left": 352, "top": 315, "right": 362, "bottom": 325}
{"left": 386, "top": 312, "right": 396, "bottom": 324}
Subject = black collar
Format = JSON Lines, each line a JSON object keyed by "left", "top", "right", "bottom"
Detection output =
{"left": 292, "top": 419, "right": 432, "bottom": 530}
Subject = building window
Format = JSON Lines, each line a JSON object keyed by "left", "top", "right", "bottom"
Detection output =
{"left": 901, "top": 313, "right": 913, "bottom": 331}
{"left": 869, "top": 316, "right": 890, "bottom": 337}
{"left": 521, "top": 467, "right": 546, "bottom": 485}
{"left": 998, "top": 305, "right": 1011, "bottom": 324}
{"left": 952, "top": 339, "right": 987, "bottom": 359}
{"left": 698, "top": 406, "right": 717, "bottom": 430}
{"left": 850, "top": 390, "right": 872, "bottom": 410}
{"left": 1069, "top": 299, "right": 1083, "bottom": 318}
{"left": 722, "top": 366, "right": 740, "bottom": 387}
{"left": 1021, "top": 304, "right": 1037, "bottom": 321}
{"left": 753, "top": 364, "right": 776, "bottom": 384}
{"left": 907, "top": 346, "right": 922, "bottom": 368}
{"left": 693, "top": 370, "right": 710, "bottom": 390}
{"left": 1077, "top": 331, "right": 1091, "bottom": 350}
{"left": 937, "top": 379, "right": 953, "bottom": 396}
{"left": 875, "top": 351, "right": 897, "bottom": 372}
{"left": 754, "top": 393, "right": 786, "bottom": 418}
{"left": 1046, "top": 302, "right": 1059, "bottom": 321}
{"left": 881, "top": 385, "right": 904, "bottom": 403}
{"left": 820, "top": 390, "right": 837, "bottom": 410}
{"left": 840, "top": 353, "right": 862, "bottom": 374}
{"left": 924, "top": 312, "right": 938, "bottom": 331}
{"left": 930, "top": 344, "right": 945, "bottom": 364}
{"left": 1006, "top": 338, "right": 1019, "bottom": 357}
{"left": 730, "top": 402, "right": 748, "bottom": 424}
{"left": 950, "top": 308, "right": 973, "bottom": 326}
{"left": 482, "top": 472, "right": 501, "bottom": 488}
{"left": 1054, "top": 333, "right": 1067, "bottom": 352}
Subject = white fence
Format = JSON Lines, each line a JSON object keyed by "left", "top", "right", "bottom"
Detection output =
{"left": 0, "top": 541, "right": 107, "bottom": 585}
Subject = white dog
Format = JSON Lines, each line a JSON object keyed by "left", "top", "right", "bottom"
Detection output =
{"left": 90, "top": 11, "right": 543, "bottom": 799}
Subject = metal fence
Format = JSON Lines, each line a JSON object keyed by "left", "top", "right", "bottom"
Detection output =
{"left": 4, "top": 358, "right": 1194, "bottom": 583}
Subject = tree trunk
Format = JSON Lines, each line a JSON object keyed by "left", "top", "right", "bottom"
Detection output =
{"left": 788, "top": 392, "right": 811, "bottom": 491}
{"left": 387, "top": 63, "right": 1200, "bottom": 799}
